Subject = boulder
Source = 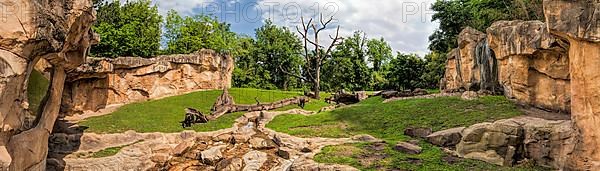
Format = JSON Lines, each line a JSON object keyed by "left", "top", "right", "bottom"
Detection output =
{"left": 352, "top": 134, "right": 383, "bottom": 143}
{"left": 381, "top": 91, "right": 399, "bottom": 99}
{"left": 460, "top": 91, "right": 479, "bottom": 100}
{"left": 404, "top": 127, "right": 432, "bottom": 138}
{"left": 201, "top": 145, "right": 226, "bottom": 165}
{"left": 150, "top": 153, "right": 170, "bottom": 164}
{"left": 277, "top": 148, "right": 291, "bottom": 159}
{"left": 426, "top": 127, "right": 465, "bottom": 147}
{"left": 456, "top": 117, "right": 575, "bottom": 168}
{"left": 216, "top": 158, "right": 243, "bottom": 171}
{"left": 172, "top": 141, "right": 195, "bottom": 157}
{"left": 394, "top": 142, "right": 422, "bottom": 154}
{"left": 242, "top": 151, "right": 268, "bottom": 171}
{"left": 249, "top": 137, "right": 278, "bottom": 150}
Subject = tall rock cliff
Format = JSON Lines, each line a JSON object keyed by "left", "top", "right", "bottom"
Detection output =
{"left": 442, "top": 21, "right": 571, "bottom": 113}
{"left": 442, "top": 0, "right": 600, "bottom": 169}
{"left": 0, "top": 0, "right": 97, "bottom": 170}
{"left": 61, "top": 50, "right": 234, "bottom": 114}
{"left": 544, "top": 0, "right": 600, "bottom": 169}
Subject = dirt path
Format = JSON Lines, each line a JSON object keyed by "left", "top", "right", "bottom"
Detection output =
{"left": 49, "top": 109, "right": 379, "bottom": 170}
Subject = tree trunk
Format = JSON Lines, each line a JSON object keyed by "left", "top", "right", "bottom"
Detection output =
{"left": 314, "top": 65, "right": 321, "bottom": 99}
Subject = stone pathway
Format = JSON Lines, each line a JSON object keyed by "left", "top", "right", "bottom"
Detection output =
{"left": 49, "top": 109, "right": 377, "bottom": 170}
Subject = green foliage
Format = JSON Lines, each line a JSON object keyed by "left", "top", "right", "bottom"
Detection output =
{"left": 367, "top": 38, "right": 393, "bottom": 72}
{"left": 27, "top": 70, "right": 49, "bottom": 113}
{"left": 163, "top": 10, "right": 238, "bottom": 55}
{"left": 421, "top": 52, "right": 447, "bottom": 88}
{"left": 79, "top": 88, "right": 303, "bottom": 133}
{"left": 322, "top": 31, "right": 372, "bottom": 92}
{"left": 429, "top": 0, "right": 544, "bottom": 53}
{"left": 233, "top": 20, "right": 303, "bottom": 90}
{"left": 386, "top": 53, "right": 426, "bottom": 90}
{"left": 92, "top": 0, "right": 162, "bottom": 57}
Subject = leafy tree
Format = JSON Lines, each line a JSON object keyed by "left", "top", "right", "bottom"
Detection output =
{"left": 429, "top": 0, "right": 544, "bottom": 53}
{"left": 163, "top": 10, "right": 237, "bottom": 55}
{"left": 367, "top": 38, "right": 393, "bottom": 72}
{"left": 253, "top": 20, "right": 303, "bottom": 90}
{"left": 421, "top": 52, "right": 447, "bottom": 89}
{"left": 386, "top": 53, "right": 426, "bottom": 90}
{"left": 322, "top": 31, "right": 372, "bottom": 91}
{"left": 92, "top": 0, "right": 162, "bottom": 57}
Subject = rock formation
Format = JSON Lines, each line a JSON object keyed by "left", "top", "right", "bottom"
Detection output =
{"left": 61, "top": 49, "right": 234, "bottom": 114}
{"left": 544, "top": 0, "right": 600, "bottom": 169}
{"left": 0, "top": 0, "right": 97, "bottom": 169}
{"left": 441, "top": 0, "right": 600, "bottom": 169}
{"left": 456, "top": 117, "right": 575, "bottom": 168}
{"left": 442, "top": 17, "right": 570, "bottom": 113}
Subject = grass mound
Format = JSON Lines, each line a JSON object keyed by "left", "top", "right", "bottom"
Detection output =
{"left": 79, "top": 88, "right": 326, "bottom": 133}
{"left": 267, "top": 95, "right": 540, "bottom": 170}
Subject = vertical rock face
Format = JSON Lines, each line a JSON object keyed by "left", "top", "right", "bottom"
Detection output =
{"left": 0, "top": 0, "right": 97, "bottom": 170}
{"left": 487, "top": 20, "right": 571, "bottom": 113}
{"left": 544, "top": 0, "right": 600, "bottom": 169}
{"left": 443, "top": 21, "right": 571, "bottom": 113}
{"left": 61, "top": 50, "right": 234, "bottom": 114}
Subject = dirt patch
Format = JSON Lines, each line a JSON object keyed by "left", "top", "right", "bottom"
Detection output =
{"left": 519, "top": 106, "right": 570, "bottom": 121}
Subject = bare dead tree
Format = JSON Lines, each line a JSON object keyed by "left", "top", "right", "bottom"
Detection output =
{"left": 280, "top": 14, "right": 342, "bottom": 99}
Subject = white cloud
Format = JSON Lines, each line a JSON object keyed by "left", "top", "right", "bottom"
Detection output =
{"left": 256, "top": 0, "right": 438, "bottom": 56}
{"left": 152, "top": 0, "right": 215, "bottom": 16}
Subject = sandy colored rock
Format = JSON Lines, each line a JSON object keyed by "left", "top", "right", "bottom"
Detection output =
{"left": 544, "top": 0, "right": 600, "bottom": 169}
{"left": 201, "top": 145, "right": 226, "bottom": 165}
{"left": 394, "top": 142, "right": 422, "bottom": 154}
{"left": 426, "top": 127, "right": 465, "bottom": 147}
{"left": 456, "top": 117, "right": 575, "bottom": 168}
{"left": 216, "top": 158, "right": 243, "bottom": 171}
{"left": 242, "top": 150, "right": 268, "bottom": 171}
{"left": 0, "top": 0, "right": 97, "bottom": 169}
{"left": 61, "top": 49, "right": 234, "bottom": 114}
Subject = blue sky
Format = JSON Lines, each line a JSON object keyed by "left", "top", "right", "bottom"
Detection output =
{"left": 151, "top": 0, "right": 438, "bottom": 56}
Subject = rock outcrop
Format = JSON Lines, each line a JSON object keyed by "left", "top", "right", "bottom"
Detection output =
{"left": 487, "top": 20, "right": 570, "bottom": 113}
{"left": 456, "top": 117, "right": 575, "bottom": 169}
{"left": 61, "top": 49, "right": 234, "bottom": 114}
{"left": 442, "top": 21, "right": 570, "bottom": 112}
{"left": 0, "top": 0, "right": 97, "bottom": 169}
{"left": 441, "top": 0, "right": 600, "bottom": 169}
{"left": 544, "top": 0, "right": 600, "bottom": 169}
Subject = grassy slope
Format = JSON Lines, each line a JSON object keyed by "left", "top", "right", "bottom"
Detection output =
{"left": 267, "top": 96, "right": 540, "bottom": 170}
{"left": 27, "top": 70, "right": 49, "bottom": 113}
{"left": 79, "top": 88, "right": 315, "bottom": 133}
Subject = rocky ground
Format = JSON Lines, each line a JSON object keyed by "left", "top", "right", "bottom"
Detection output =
{"left": 47, "top": 109, "right": 382, "bottom": 170}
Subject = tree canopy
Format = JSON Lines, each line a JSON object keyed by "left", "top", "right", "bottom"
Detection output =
{"left": 92, "top": 0, "right": 162, "bottom": 57}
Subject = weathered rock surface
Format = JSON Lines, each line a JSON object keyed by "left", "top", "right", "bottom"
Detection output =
{"left": 544, "top": 0, "right": 600, "bottom": 169}
{"left": 49, "top": 109, "right": 368, "bottom": 170}
{"left": 456, "top": 117, "right": 575, "bottom": 168}
{"left": 404, "top": 127, "right": 432, "bottom": 139}
{"left": 394, "top": 142, "right": 422, "bottom": 154}
{"left": 442, "top": 20, "right": 571, "bottom": 113}
{"left": 0, "top": 0, "right": 97, "bottom": 169}
{"left": 487, "top": 20, "right": 570, "bottom": 112}
{"left": 61, "top": 49, "right": 234, "bottom": 114}
{"left": 426, "top": 127, "right": 465, "bottom": 147}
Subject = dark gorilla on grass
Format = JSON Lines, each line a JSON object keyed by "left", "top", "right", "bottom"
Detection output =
{"left": 181, "top": 108, "right": 209, "bottom": 128}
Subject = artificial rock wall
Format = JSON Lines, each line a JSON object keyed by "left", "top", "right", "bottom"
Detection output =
{"left": 61, "top": 49, "right": 234, "bottom": 114}
{"left": 443, "top": 0, "right": 600, "bottom": 169}
{"left": 0, "top": 0, "right": 97, "bottom": 169}
{"left": 442, "top": 21, "right": 571, "bottom": 113}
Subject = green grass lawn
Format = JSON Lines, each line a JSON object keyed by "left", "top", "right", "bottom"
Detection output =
{"left": 267, "top": 96, "right": 540, "bottom": 170}
{"left": 79, "top": 88, "right": 309, "bottom": 133}
{"left": 27, "top": 70, "right": 49, "bottom": 113}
